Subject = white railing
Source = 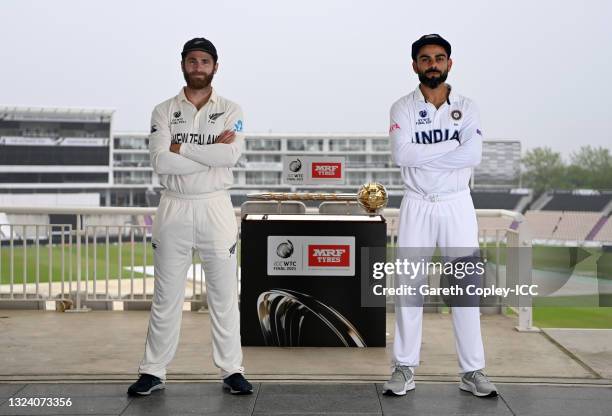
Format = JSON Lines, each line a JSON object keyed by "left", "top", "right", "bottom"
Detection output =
{"left": 0, "top": 206, "right": 535, "bottom": 331}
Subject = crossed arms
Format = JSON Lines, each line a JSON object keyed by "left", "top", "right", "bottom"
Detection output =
{"left": 149, "top": 104, "right": 245, "bottom": 175}
{"left": 389, "top": 102, "right": 482, "bottom": 171}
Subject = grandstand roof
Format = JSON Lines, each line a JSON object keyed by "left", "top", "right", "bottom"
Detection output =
{"left": 0, "top": 106, "right": 114, "bottom": 123}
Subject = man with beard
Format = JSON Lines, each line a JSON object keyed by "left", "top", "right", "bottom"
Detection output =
{"left": 128, "top": 37, "right": 252, "bottom": 396}
{"left": 383, "top": 34, "right": 498, "bottom": 398}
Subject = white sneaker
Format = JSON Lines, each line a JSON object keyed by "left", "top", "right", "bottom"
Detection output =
{"left": 459, "top": 370, "right": 498, "bottom": 397}
{"left": 382, "top": 365, "right": 415, "bottom": 396}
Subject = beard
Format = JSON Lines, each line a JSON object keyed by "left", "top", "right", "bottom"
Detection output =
{"left": 183, "top": 70, "right": 214, "bottom": 89}
{"left": 418, "top": 68, "right": 448, "bottom": 89}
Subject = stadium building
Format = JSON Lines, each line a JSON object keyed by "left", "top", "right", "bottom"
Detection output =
{"left": 0, "top": 106, "right": 112, "bottom": 190}
{"left": 0, "top": 106, "right": 524, "bottom": 209}
{"left": 3, "top": 105, "right": 612, "bottom": 244}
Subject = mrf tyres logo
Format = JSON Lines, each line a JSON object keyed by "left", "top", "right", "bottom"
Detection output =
{"left": 311, "top": 162, "right": 341, "bottom": 179}
{"left": 308, "top": 244, "right": 350, "bottom": 267}
{"left": 267, "top": 236, "right": 355, "bottom": 276}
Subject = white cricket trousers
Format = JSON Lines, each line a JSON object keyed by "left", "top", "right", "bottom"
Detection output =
{"left": 138, "top": 189, "right": 243, "bottom": 380}
{"left": 393, "top": 188, "right": 485, "bottom": 373}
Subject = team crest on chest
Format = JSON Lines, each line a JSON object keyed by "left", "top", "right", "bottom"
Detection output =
{"left": 451, "top": 110, "right": 462, "bottom": 120}
{"left": 171, "top": 110, "right": 186, "bottom": 125}
{"left": 208, "top": 112, "right": 225, "bottom": 124}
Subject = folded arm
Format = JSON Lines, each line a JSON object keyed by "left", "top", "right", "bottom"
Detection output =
{"left": 390, "top": 103, "right": 459, "bottom": 167}
{"left": 179, "top": 104, "right": 245, "bottom": 167}
{"left": 149, "top": 105, "right": 211, "bottom": 175}
{"left": 419, "top": 103, "right": 483, "bottom": 171}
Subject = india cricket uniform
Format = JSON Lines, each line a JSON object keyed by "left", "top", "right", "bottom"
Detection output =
{"left": 138, "top": 88, "right": 245, "bottom": 380}
{"left": 389, "top": 84, "right": 485, "bottom": 373}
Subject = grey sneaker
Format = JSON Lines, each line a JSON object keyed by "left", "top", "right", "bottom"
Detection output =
{"left": 382, "top": 365, "right": 415, "bottom": 396}
{"left": 459, "top": 370, "right": 498, "bottom": 397}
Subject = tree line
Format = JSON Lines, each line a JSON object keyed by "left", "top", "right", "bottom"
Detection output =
{"left": 521, "top": 146, "right": 612, "bottom": 194}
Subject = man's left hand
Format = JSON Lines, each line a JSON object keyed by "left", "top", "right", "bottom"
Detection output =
{"left": 170, "top": 143, "right": 181, "bottom": 154}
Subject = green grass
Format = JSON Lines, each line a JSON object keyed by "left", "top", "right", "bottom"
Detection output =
{"left": 481, "top": 245, "right": 611, "bottom": 277}
{"left": 0, "top": 241, "right": 156, "bottom": 285}
{"left": 528, "top": 295, "right": 612, "bottom": 329}
{"left": 0, "top": 239, "right": 243, "bottom": 285}
{"left": 4, "top": 240, "right": 612, "bottom": 329}
{"left": 532, "top": 306, "right": 612, "bottom": 329}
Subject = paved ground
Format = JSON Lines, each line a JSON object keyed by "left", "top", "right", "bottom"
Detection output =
{"left": 1, "top": 310, "right": 611, "bottom": 414}
{"left": 1, "top": 382, "right": 611, "bottom": 416}
{"left": 0, "top": 311, "right": 606, "bottom": 383}
{"left": 542, "top": 328, "right": 612, "bottom": 379}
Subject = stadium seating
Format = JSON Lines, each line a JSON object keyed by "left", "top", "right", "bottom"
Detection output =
{"left": 524, "top": 211, "right": 563, "bottom": 240}
{"left": 541, "top": 193, "right": 612, "bottom": 211}
{"left": 551, "top": 212, "right": 602, "bottom": 241}
{"left": 477, "top": 216, "right": 514, "bottom": 236}
{"left": 471, "top": 192, "right": 523, "bottom": 210}
{"left": 593, "top": 217, "right": 612, "bottom": 243}
{"left": 524, "top": 210, "right": 604, "bottom": 241}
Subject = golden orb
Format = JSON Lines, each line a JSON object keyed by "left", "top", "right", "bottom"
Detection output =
{"left": 357, "top": 182, "right": 388, "bottom": 213}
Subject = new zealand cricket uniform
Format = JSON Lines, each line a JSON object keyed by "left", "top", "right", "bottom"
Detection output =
{"left": 138, "top": 88, "right": 245, "bottom": 380}
{"left": 389, "top": 85, "right": 485, "bottom": 373}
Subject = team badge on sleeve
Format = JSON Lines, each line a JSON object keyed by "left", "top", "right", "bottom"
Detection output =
{"left": 234, "top": 120, "right": 243, "bottom": 132}
{"left": 150, "top": 124, "right": 157, "bottom": 133}
{"left": 476, "top": 129, "right": 482, "bottom": 136}
{"left": 389, "top": 123, "right": 400, "bottom": 133}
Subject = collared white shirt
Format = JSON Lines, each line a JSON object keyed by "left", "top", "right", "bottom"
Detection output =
{"left": 389, "top": 84, "right": 482, "bottom": 195}
{"left": 149, "top": 88, "right": 244, "bottom": 195}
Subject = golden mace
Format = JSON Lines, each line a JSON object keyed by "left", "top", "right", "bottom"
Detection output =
{"left": 247, "top": 182, "right": 388, "bottom": 214}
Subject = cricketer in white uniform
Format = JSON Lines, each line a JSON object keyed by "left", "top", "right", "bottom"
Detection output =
{"left": 383, "top": 34, "right": 498, "bottom": 397}
{"left": 128, "top": 38, "right": 252, "bottom": 396}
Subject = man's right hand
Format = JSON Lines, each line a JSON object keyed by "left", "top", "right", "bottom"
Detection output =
{"left": 216, "top": 130, "right": 236, "bottom": 144}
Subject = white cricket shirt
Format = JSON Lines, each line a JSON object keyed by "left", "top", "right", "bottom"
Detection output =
{"left": 389, "top": 85, "right": 483, "bottom": 195}
{"left": 149, "top": 88, "right": 244, "bottom": 195}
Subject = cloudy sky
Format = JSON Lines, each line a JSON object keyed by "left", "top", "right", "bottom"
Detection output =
{"left": 1, "top": 0, "right": 610, "bottom": 156}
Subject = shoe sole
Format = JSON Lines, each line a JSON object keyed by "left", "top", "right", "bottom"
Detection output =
{"left": 222, "top": 383, "right": 253, "bottom": 395}
{"left": 459, "top": 381, "right": 498, "bottom": 397}
{"left": 382, "top": 380, "right": 416, "bottom": 396}
{"left": 128, "top": 383, "right": 165, "bottom": 396}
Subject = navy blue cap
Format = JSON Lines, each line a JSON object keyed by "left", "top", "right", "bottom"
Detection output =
{"left": 411, "top": 34, "right": 451, "bottom": 61}
{"left": 181, "top": 37, "right": 218, "bottom": 62}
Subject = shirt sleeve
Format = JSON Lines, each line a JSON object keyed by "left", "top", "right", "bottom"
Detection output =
{"left": 419, "top": 101, "right": 483, "bottom": 171}
{"left": 179, "top": 103, "right": 245, "bottom": 168}
{"left": 390, "top": 101, "right": 459, "bottom": 167}
{"left": 148, "top": 104, "right": 211, "bottom": 175}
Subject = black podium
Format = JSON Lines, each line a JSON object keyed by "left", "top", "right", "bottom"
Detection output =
{"left": 240, "top": 214, "right": 386, "bottom": 347}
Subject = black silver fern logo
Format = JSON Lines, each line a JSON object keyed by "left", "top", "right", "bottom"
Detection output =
{"left": 209, "top": 112, "right": 225, "bottom": 121}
